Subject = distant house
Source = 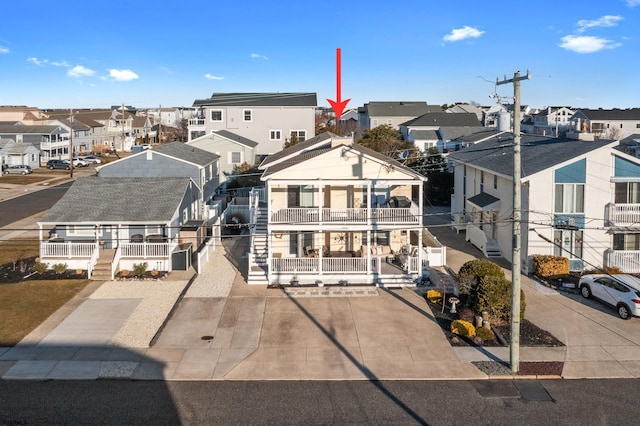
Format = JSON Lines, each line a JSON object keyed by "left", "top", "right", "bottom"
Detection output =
{"left": 446, "top": 103, "right": 483, "bottom": 122}
{"left": 448, "top": 133, "right": 640, "bottom": 274}
{"left": 188, "top": 92, "right": 317, "bottom": 155}
{"left": 357, "top": 101, "right": 440, "bottom": 133}
{"left": 97, "top": 141, "right": 220, "bottom": 208}
{"left": 37, "top": 177, "right": 203, "bottom": 278}
{"left": 532, "top": 106, "right": 575, "bottom": 137}
{"left": 0, "top": 124, "right": 62, "bottom": 163}
{"left": 570, "top": 108, "right": 640, "bottom": 140}
{"left": 399, "top": 112, "right": 485, "bottom": 152}
{"left": 187, "top": 130, "right": 259, "bottom": 186}
{"left": 0, "top": 138, "right": 40, "bottom": 168}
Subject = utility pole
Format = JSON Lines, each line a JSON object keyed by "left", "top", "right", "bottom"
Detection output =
{"left": 496, "top": 70, "right": 530, "bottom": 373}
{"left": 69, "top": 109, "right": 74, "bottom": 178}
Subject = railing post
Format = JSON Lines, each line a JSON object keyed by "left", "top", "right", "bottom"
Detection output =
{"left": 67, "top": 241, "right": 72, "bottom": 259}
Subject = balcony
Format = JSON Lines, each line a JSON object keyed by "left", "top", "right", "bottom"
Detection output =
{"left": 605, "top": 203, "right": 640, "bottom": 227}
{"left": 270, "top": 205, "right": 420, "bottom": 226}
{"left": 188, "top": 118, "right": 206, "bottom": 128}
{"left": 605, "top": 249, "right": 640, "bottom": 273}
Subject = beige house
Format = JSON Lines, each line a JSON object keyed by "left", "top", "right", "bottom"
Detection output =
{"left": 246, "top": 134, "right": 446, "bottom": 286}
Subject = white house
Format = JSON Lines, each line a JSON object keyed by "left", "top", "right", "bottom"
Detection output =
{"left": 570, "top": 108, "right": 640, "bottom": 140}
{"left": 448, "top": 133, "right": 640, "bottom": 274}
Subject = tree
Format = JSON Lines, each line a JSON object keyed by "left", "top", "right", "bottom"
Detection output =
{"left": 283, "top": 133, "right": 300, "bottom": 149}
{"left": 225, "top": 162, "right": 262, "bottom": 191}
{"left": 357, "top": 124, "right": 412, "bottom": 157}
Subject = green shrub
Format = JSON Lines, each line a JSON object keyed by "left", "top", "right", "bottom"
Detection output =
{"left": 585, "top": 266, "right": 623, "bottom": 275}
{"left": 470, "top": 275, "right": 526, "bottom": 323}
{"left": 52, "top": 263, "right": 67, "bottom": 274}
{"left": 532, "top": 254, "right": 569, "bottom": 278}
{"left": 133, "top": 262, "right": 148, "bottom": 277}
{"left": 31, "top": 262, "right": 48, "bottom": 274}
{"left": 458, "top": 259, "right": 504, "bottom": 294}
{"left": 476, "top": 326, "right": 495, "bottom": 341}
{"left": 451, "top": 320, "right": 476, "bottom": 337}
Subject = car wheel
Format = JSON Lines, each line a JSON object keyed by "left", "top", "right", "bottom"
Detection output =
{"left": 580, "top": 285, "right": 592, "bottom": 299}
{"left": 48, "top": 166, "right": 53, "bottom": 170}
{"left": 21, "top": 171, "right": 27, "bottom": 175}
{"left": 618, "top": 303, "right": 632, "bottom": 320}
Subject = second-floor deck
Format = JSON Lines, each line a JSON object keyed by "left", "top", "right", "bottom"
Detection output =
{"left": 270, "top": 205, "right": 420, "bottom": 225}
{"left": 605, "top": 203, "right": 640, "bottom": 227}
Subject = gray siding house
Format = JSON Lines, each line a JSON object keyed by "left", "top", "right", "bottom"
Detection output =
{"left": 97, "top": 142, "right": 220, "bottom": 208}
{"left": 188, "top": 92, "right": 317, "bottom": 155}
{"left": 357, "top": 102, "right": 440, "bottom": 133}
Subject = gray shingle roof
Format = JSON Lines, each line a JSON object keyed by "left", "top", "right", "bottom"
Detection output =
{"left": 214, "top": 130, "right": 259, "bottom": 148}
{"left": 154, "top": 142, "right": 219, "bottom": 166}
{"left": 259, "top": 132, "right": 334, "bottom": 168}
{"left": 40, "top": 177, "right": 191, "bottom": 223}
{"left": 454, "top": 129, "right": 505, "bottom": 143}
{"left": 0, "top": 125, "right": 59, "bottom": 134}
{"left": 439, "top": 126, "right": 488, "bottom": 141}
{"left": 193, "top": 93, "right": 317, "bottom": 107}
{"left": 401, "top": 113, "right": 482, "bottom": 127}
{"left": 362, "top": 102, "right": 438, "bottom": 117}
{"left": 411, "top": 130, "right": 439, "bottom": 140}
{"left": 447, "top": 134, "right": 616, "bottom": 178}
{"left": 576, "top": 108, "right": 640, "bottom": 121}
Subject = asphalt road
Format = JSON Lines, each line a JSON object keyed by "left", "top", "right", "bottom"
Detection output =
{"left": 0, "top": 379, "right": 637, "bottom": 425}
{"left": 0, "top": 181, "right": 72, "bottom": 227}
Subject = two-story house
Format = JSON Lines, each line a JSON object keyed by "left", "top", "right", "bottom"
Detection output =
{"left": 187, "top": 130, "right": 258, "bottom": 187}
{"left": 570, "top": 108, "right": 640, "bottom": 140}
{"left": 245, "top": 133, "right": 447, "bottom": 286}
{"left": 188, "top": 92, "right": 317, "bottom": 155}
{"left": 447, "top": 133, "right": 640, "bottom": 274}
{"left": 357, "top": 101, "right": 439, "bottom": 134}
{"left": 399, "top": 112, "right": 485, "bottom": 152}
{"left": 531, "top": 106, "right": 575, "bottom": 137}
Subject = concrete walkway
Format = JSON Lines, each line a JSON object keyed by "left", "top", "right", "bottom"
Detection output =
{"left": 4, "top": 205, "right": 640, "bottom": 380}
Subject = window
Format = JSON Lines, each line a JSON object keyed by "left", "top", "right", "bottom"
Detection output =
{"left": 387, "top": 119, "right": 392, "bottom": 125}
{"left": 210, "top": 110, "right": 223, "bottom": 122}
{"left": 615, "top": 182, "right": 640, "bottom": 204}
{"left": 636, "top": 124, "right": 640, "bottom": 129}
{"left": 613, "top": 233, "right": 640, "bottom": 250}
{"left": 230, "top": 152, "right": 241, "bottom": 164}
{"left": 372, "top": 119, "right": 378, "bottom": 126}
{"left": 553, "top": 229, "right": 583, "bottom": 259}
{"left": 270, "top": 130, "right": 281, "bottom": 140}
{"left": 493, "top": 174, "right": 498, "bottom": 190}
{"left": 290, "top": 130, "right": 306, "bottom": 142}
{"left": 243, "top": 109, "right": 252, "bottom": 122}
{"left": 67, "top": 225, "right": 94, "bottom": 236}
{"left": 554, "top": 183, "right": 584, "bottom": 213}
{"left": 480, "top": 171, "right": 485, "bottom": 193}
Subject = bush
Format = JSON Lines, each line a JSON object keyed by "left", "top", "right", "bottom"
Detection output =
{"left": 476, "top": 326, "right": 495, "bottom": 341}
{"left": 532, "top": 255, "right": 569, "bottom": 278}
{"left": 52, "top": 263, "right": 67, "bottom": 274}
{"left": 31, "top": 262, "right": 48, "bottom": 274}
{"left": 451, "top": 320, "right": 476, "bottom": 337}
{"left": 458, "top": 259, "right": 504, "bottom": 294}
{"left": 457, "top": 307, "right": 475, "bottom": 322}
{"left": 133, "top": 262, "right": 148, "bottom": 277}
{"left": 426, "top": 289, "right": 443, "bottom": 303}
{"left": 470, "top": 275, "right": 526, "bottom": 323}
{"left": 585, "top": 266, "right": 623, "bottom": 275}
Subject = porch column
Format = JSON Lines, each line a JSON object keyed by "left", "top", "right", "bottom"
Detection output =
{"left": 317, "top": 231, "right": 323, "bottom": 277}
{"left": 418, "top": 225, "right": 423, "bottom": 275}
{"left": 267, "top": 231, "right": 272, "bottom": 283}
{"left": 267, "top": 183, "right": 273, "bottom": 224}
{"left": 38, "top": 224, "right": 43, "bottom": 260}
{"left": 366, "top": 182, "right": 372, "bottom": 227}
{"left": 366, "top": 230, "right": 371, "bottom": 276}
{"left": 418, "top": 182, "right": 423, "bottom": 222}
{"left": 318, "top": 182, "right": 323, "bottom": 225}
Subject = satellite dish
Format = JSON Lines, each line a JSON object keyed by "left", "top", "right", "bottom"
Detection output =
{"left": 398, "top": 150, "right": 409, "bottom": 160}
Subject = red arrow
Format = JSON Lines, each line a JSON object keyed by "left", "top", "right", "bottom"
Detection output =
{"left": 327, "top": 48, "right": 350, "bottom": 120}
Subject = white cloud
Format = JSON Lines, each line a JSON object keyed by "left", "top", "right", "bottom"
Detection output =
{"left": 204, "top": 73, "right": 224, "bottom": 80}
{"left": 27, "top": 57, "right": 47, "bottom": 66}
{"left": 442, "top": 26, "right": 485, "bottom": 42}
{"left": 106, "top": 69, "right": 139, "bottom": 81}
{"left": 51, "top": 60, "right": 70, "bottom": 67}
{"left": 576, "top": 15, "right": 623, "bottom": 33}
{"left": 159, "top": 66, "right": 173, "bottom": 74}
{"left": 67, "top": 65, "right": 95, "bottom": 78}
{"left": 625, "top": 0, "right": 640, "bottom": 7}
{"left": 0, "top": 46, "right": 8, "bottom": 54}
{"left": 558, "top": 35, "right": 621, "bottom": 53}
{"left": 250, "top": 52, "right": 268, "bottom": 60}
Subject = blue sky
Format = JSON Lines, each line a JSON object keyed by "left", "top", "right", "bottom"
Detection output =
{"left": 1, "top": 0, "right": 639, "bottom": 110}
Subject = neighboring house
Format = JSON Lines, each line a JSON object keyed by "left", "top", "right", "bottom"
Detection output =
{"left": 569, "top": 108, "right": 640, "bottom": 140}
{"left": 37, "top": 177, "right": 202, "bottom": 278}
{"left": 532, "top": 106, "right": 575, "bottom": 137}
{"left": 447, "top": 133, "right": 640, "bottom": 274}
{"left": 0, "top": 124, "right": 63, "bottom": 163}
{"left": 188, "top": 92, "right": 317, "bottom": 155}
{"left": 246, "top": 133, "right": 445, "bottom": 286}
{"left": 399, "top": 112, "right": 485, "bottom": 152}
{"left": 97, "top": 141, "right": 220, "bottom": 209}
{"left": 0, "top": 106, "right": 46, "bottom": 124}
{"left": 0, "top": 138, "right": 39, "bottom": 168}
{"left": 479, "top": 104, "right": 510, "bottom": 129}
{"left": 357, "top": 101, "right": 439, "bottom": 132}
{"left": 187, "top": 130, "right": 258, "bottom": 186}
{"left": 446, "top": 103, "right": 483, "bottom": 122}
{"left": 47, "top": 109, "right": 136, "bottom": 151}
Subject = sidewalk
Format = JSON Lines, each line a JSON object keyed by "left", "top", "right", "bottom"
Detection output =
{"left": 3, "top": 206, "right": 640, "bottom": 380}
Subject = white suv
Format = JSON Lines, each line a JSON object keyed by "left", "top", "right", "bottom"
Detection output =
{"left": 579, "top": 274, "right": 640, "bottom": 319}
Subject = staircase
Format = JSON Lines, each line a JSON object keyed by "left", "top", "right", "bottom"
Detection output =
{"left": 484, "top": 239, "right": 503, "bottom": 258}
{"left": 91, "top": 249, "right": 115, "bottom": 281}
{"left": 248, "top": 207, "right": 269, "bottom": 285}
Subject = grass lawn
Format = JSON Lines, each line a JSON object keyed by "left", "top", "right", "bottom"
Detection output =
{"left": 0, "top": 239, "right": 39, "bottom": 267}
{"left": 0, "top": 174, "right": 52, "bottom": 185}
{"left": 0, "top": 279, "right": 90, "bottom": 346}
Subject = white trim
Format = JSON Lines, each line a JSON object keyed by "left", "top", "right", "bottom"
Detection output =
{"left": 210, "top": 109, "right": 223, "bottom": 122}
{"left": 269, "top": 130, "right": 282, "bottom": 141}
{"left": 290, "top": 129, "right": 307, "bottom": 142}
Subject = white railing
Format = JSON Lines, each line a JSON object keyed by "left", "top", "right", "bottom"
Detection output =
{"left": 272, "top": 257, "right": 370, "bottom": 273}
{"left": 121, "top": 242, "right": 169, "bottom": 258}
{"left": 606, "top": 203, "right": 640, "bottom": 227}
{"left": 322, "top": 257, "right": 368, "bottom": 272}
{"left": 41, "top": 242, "right": 96, "bottom": 258}
{"left": 605, "top": 249, "right": 640, "bottom": 273}
{"left": 270, "top": 206, "right": 420, "bottom": 224}
{"left": 465, "top": 224, "right": 487, "bottom": 253}
{"left": 188, "top": 118, "right": 205, "bottom": 126}
{"left": 111, "top": 245, "right": 122, "bottom": 280}
{"left": 250, "top": 187, "right": 266, "bottom": 204}
{"left": 87, "top": 243, "right": 100, "bottom": 278}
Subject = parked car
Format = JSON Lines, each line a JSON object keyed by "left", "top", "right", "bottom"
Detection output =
{"left": 81, "top": 155, "right": 102, "bottom": 164}
{"left": 47, "top": 159, "right": 71, "bottom": 170}
{"left": 579, "top": 274, "right": 640, "bottom": 319}
{"left": 3, "top": 165, "right": 32, "bottom": 175}
{"left": 72, "top": 158, "right": 88, "bottom": 167}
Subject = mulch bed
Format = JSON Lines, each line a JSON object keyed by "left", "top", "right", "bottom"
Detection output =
{"left": 1, "top": 258, "right": 87, "bottom": 284}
